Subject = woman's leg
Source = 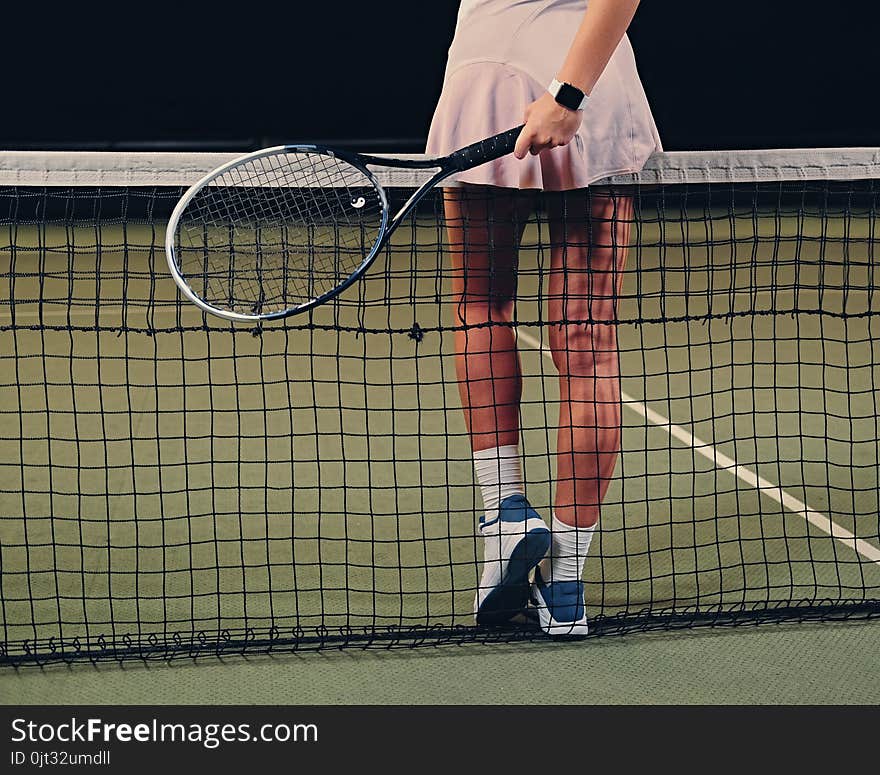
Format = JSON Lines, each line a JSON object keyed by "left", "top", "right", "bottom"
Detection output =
{"left": 445, "top": 185, "right": 531, "bottom": 452}
{"left": 531, "top": 188, "right": 631, "bottom": 633}
{"left": 548, "top": 189, "right": 632, "bottom": 531}
{"left": 444, "top": 184, "right": 550, "bottom": 624}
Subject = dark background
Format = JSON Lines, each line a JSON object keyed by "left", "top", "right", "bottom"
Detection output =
{"left": 3, "top": 1, "right": 877, "bottom": 152}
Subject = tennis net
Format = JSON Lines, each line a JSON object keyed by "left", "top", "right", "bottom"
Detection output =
{"left": 1, "top": 148, "right": 878, "bottom": 664}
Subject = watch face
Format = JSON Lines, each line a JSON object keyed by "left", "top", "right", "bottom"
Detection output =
{"left": 556, "top": 82, "right": 584, "bottom": 110}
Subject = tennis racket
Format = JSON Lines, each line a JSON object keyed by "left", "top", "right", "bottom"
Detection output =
{"left": 165, "top": 125, "right": 525, "bottom": 321}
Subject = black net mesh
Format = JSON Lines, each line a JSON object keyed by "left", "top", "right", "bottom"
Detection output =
{"left": 0, "top": 151, "right": 878, "bottom": 664}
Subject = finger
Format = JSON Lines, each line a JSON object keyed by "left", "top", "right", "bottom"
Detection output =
{"left": 514, "top": 128, "right": 534, "bottom": 160}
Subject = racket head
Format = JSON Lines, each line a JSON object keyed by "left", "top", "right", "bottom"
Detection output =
{"left": 165, "top": 145, "right": 389, "bottom": 321}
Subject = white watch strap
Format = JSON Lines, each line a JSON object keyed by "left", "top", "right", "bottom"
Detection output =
{"left": 548, "top": 77, "right": 588, "bottom": 110}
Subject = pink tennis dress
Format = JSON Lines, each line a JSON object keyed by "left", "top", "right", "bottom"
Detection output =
{"left": 426, "top": 0, "right": 662, "bottom": 190}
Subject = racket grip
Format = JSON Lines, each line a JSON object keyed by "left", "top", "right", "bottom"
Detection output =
{"left": 447, "top": 125, "right": 525, "bottom": 172}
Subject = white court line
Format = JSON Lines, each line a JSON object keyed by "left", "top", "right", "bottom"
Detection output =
{"left": 514, "top": 327, "right": 880, "bottom": 567}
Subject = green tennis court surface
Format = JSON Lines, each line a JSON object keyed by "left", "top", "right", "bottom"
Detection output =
{"left": 0, "top": 150, "right": 878, "bottom": 665}
{"left": 4, "top": 622, "right": 880, "bottom": 705}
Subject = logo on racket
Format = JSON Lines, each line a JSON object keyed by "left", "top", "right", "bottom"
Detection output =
{"left": 350, "top": 196, "right": 366, "bottom": 209}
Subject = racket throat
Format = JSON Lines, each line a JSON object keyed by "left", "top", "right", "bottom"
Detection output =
{"left": 383, "top": 170, "right": 454, "bottom": 240}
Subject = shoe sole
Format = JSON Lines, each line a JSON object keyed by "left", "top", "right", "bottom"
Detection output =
{"left": 531, "top": 584, "right": 589, "bottom": 637}
{"left": 476, "top": 527, "right": 551, "bottom": 626}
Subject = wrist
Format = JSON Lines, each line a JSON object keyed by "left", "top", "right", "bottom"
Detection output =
{"left": 547, "top": 78, "right": 588, "bottom": 111}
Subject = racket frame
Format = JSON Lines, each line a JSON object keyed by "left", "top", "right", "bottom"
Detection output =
{"left": 166, "top": 126, "right": 523, "bottom": 321}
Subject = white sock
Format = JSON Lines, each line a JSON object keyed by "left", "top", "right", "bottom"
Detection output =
{"left": 541, "top": 513, "right": 595, "bottom": 582}
{"left": 473, "top": 445, "right": 524, "bottom": 526}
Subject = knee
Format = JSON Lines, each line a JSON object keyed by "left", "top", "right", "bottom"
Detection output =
{"left": 452, "top": 293, "right": 515, "bottom": 326}
{"left": 549, "top": 322, "right": 618, "bottom": 376}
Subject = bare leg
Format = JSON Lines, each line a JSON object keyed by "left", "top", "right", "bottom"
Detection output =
{"left": 444, "top": 185, "right": 535, "bottom": 452}
{"left": 546, "top": 189, "right": 632, "bottom": 529}
{"left": 445, "top": 185, "right": 550, "bottom": 625}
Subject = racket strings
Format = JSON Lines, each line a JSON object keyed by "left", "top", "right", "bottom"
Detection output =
{"left": 173, "top": 150, "right": 385, "bottom": 316}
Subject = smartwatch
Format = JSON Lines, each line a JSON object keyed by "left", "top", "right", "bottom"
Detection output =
{"left": 548, "top": 78, "right": 588, "bottom": 111}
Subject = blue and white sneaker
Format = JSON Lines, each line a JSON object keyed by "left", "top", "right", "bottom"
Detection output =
{"left": 475, "top": 494, "right": 551, "bottom": 626}
{"left": 530, "top": 564, "right": 589, "bottom": 636}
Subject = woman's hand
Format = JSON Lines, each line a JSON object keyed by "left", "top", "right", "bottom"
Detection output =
{"left": 514, "top": 92, "right": 583, "bottom": 159}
